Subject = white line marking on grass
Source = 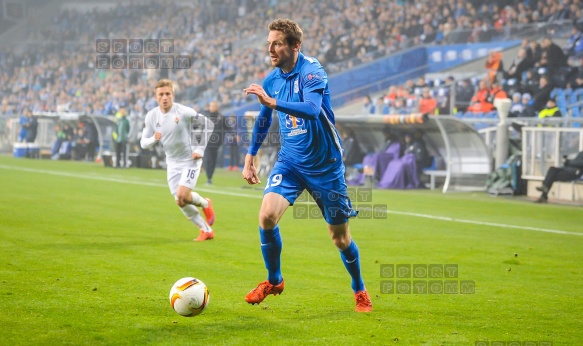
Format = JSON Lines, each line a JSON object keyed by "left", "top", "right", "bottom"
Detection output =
{"left": 0, "top": 164, "right": 262, "bottom": 199}
{"left": 2, "top": 164, "right": 581, "bottom": 236}
{"left": 386, "top": 210, "right": 582, "bottom": 236}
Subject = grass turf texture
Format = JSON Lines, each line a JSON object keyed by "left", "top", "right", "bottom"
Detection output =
{"left": 0, "top": 155, "right": 581, "bottom": 345}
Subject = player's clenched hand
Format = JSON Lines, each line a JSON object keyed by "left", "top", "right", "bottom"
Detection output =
{"left": 154, "top": 132, "right": 162, "bottom": 141}
{"left": 243, "top": 84, "right": 276, "bottom": 109}
{"left": 242, "top": 154, "right": 261, "bottom": 185}
{"left": 192, "top": 153, "right": 202, "bottom": 160}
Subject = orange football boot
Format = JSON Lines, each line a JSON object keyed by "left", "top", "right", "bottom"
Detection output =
{"left": 354, "top": 290, "right": 373, "bottom": 312}
{"left": 194, "top": 230, "right": 214, "bottom": 242}
{"left": 245, "top": 279, "right": 285, "bottom": 304}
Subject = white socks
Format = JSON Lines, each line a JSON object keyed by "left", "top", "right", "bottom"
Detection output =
{"left": 180, "top": 204, "right": 212, "bottom": 233}
{"left": 190, "top": 192, "right": 209, "bottom": 208}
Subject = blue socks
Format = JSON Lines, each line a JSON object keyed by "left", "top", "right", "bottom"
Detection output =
{"left": 259, "top": 225, "right": 283, "bottom": 285}
{"left": 340, "top": 240, "right": 365, "bottom": 292}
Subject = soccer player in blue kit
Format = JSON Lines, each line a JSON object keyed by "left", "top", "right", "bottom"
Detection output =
{"left": 242, "top": 18, "right": 372, "bottom": 312}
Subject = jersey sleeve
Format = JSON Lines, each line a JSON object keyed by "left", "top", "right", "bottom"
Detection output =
{"left": 140, "top": 111, "right": 157, "bottom": 149}
{"left": 301, "top": 57, "right": 327, "bottom": 93}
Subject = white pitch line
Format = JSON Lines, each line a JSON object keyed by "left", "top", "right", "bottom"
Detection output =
{"left": 0, "top": 164, "right": 263, "bottom": 199}
{"left": 386, "top": 210, "right": 582, "bottom": 236}
{"left": 1, "top": 164, "right": 581, "bottom": 237}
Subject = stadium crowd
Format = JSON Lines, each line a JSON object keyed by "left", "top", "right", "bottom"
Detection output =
{"left": 362, "top": 32, "right": 583, "bottom": 120}
{"left": 1, "top": 0, "right": 582, "bottom": 119}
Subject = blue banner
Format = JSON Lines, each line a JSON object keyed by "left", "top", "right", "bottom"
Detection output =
{"left": 426, "top": 40, "right": 520, "bottom": 72}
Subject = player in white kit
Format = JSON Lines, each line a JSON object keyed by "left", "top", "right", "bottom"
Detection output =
{"left": 140, "top": 79, "right": 216, "bottom": 241}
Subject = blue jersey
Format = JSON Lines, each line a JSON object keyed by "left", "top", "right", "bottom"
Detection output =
{"left": 249, "top": 53, "right": 343, "bottom": 175}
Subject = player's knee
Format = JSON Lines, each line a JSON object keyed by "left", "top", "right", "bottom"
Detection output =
{"left": 258, "top": 210, "right": 278, "bottom": 229}
{"left": 176, "top": 199, "right": 186, "bottom": 208}
{"left": 332, "top": 235, "right": 351, "bottom": 250}
{"left": 329, "top": 225, "right": 351, "bottom": 249}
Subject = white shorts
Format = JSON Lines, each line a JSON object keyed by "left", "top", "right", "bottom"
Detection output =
{"left": 166, "top": 159, "right": 203, "bottom": 196}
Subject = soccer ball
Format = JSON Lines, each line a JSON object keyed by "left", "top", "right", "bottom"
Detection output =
{"left": 169, "top": 277, "right": 210, "bottom": 317}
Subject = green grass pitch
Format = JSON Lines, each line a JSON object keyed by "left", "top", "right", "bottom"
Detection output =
{"left": 0, "top": 155, "right": 582, "bottom": 345}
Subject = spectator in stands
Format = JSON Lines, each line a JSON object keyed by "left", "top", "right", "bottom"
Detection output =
{"left": 527, "top": 40, "right": 543, "bottom": 65}
{"left": 485, "top": 50, "right": 504, "bottom": 84}
{"left": 537, "top": 97, "right": 562, "bottom": 119}
{"left": 504, "top": 47, "right": 534, "bottom": 85}
{"left": 532, "top": 75, "right": 554, "bottom": 112}
{"left": 564, "top": 26, "right": 583, "bottom": 62}
{"left": 487, "top": 80, "right": 509, "bottom": 104}
{"left": 535, "top": 151, "right": 583, "bottom": 203}
{"left": 518, "top": 93, "right": 536, "bottom": 117}
{"left": 537, "top": 37, "right": 568, "bottom": 76}
{"left": 418, "top": 87, "right": 437, "bottom": 115}
{"left": 455, "top": 79, "right": 475, "bottom": 112}
{"left": 509, "top": 92, "right": 524, "bottom": 117}
{"left": 520, "top": 68, "right": 539, "bottom": 96}
{"left": 391, "top": 98, "right": 409, "bottom": 115}
{"left": 569, "top": 72, "right": 583, "bottom": 89}
{"left": 468, "top": 80, "right": 495, "bottom": 113}
{"left": 362, "top": 95, "right": 376, "bottom": 115}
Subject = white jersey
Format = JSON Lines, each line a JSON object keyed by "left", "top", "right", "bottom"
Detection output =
{"left": 140, "top": 102, "right": 214, "bottom": 166}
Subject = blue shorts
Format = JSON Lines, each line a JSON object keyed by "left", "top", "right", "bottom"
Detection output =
{"left": 264, "top": 161, "right": 358, "bottom": 225}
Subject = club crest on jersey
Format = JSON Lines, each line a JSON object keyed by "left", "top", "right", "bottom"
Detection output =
{"left": 294, "top": 78, "right": 299, "bottom": 93}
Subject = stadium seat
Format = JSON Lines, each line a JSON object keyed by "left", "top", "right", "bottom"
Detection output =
{"left": 571, "top": 107, "right": 580, "bottom": 118}
{"left": 485, "top": 111, "right": 498, "bottom": 119}
{"left": 570, "top": 89, "right": 583, "bottom": 104}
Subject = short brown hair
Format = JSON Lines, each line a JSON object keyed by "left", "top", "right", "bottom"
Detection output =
{"left": 155, "top": 79, "right": 174, "bottom": 92}
{"left": 268, "top": 18, "right": 303, "bottom": 47}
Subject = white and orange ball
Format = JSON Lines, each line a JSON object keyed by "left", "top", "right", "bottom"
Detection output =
{"left": 169, "top": 277, "right": 209, "bottom": 317}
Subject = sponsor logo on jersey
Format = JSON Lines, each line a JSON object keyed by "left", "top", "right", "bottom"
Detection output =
{"left": 285, "top": 114, "right": 307, "bottom": 137}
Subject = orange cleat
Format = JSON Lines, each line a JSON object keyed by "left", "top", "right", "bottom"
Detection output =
{"left": 245, "top": 279, "right": 284, "bottom": 305}
{"left": 354, "top": 290, "right": 373, "bottom": 312}
{"left": 194, "top": 230, "right": 214, "bottom": 242}
{"left": 202, "top": 198, "right": 215, "bottom": 226}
